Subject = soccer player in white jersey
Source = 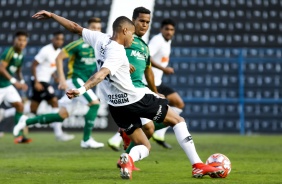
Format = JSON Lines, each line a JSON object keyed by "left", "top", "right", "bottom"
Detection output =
{"left": 147, "top": 19, "right": 185, "bottom": 149}
{"left": 30, "top": 31, "right": 74, "bottom": 141}
{"left": 14, "top": 10, "right": 223, "bottom": 180}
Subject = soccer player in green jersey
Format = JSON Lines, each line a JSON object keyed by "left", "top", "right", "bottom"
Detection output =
{"left": 108, "top": 7, "right": 169, "bottom": 152}
{"left": 12, "top": 19, "right": 104, "bottom": 149}
{"left": 0, "top": 31, "right": 31, "bottom": 143}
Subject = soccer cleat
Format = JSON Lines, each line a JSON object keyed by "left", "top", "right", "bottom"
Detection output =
{"left": 119, "top": 153, "right": 135, "bottom": 179}
{"left": 192, "top": 163, "right": 224, "bottom": 178}
{"left": 119, "top": 128, "right": 131, "bottom": 150}
{"left": 13, "top": 115, "right": 28, "bottom": 136}
{"left": 0, "top": 108, "right": 4, "bottom": 122}
{"left": 117, "top": 159, "right": 140, "bottom": 171}
{"left": 80, "top": 137, "right": 104, "bottom": 149}
{"left": 152, "top": 134, "right": 172, "bottom": 149}
{"left": 14, "top": 136, "right": 32, "bottom": 144}
{"left": 107, "top": 140, "right": 121, "bottom": 151}
{"left": 56, "top": 133, "right": 75, "bottom": 142}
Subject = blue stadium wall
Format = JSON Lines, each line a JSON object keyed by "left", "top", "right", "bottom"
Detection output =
{"left": 0, "top": 0, "right": 282, "bottom": 134}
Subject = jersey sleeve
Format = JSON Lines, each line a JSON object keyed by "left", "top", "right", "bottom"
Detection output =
{"left": 102, "top": 46, "right": 124, "bottom": 76}
{"left": 0, "top": 48, "right": 13, "bottom": 63}
{"left": 82, "top": 28, "right": 104, "bottom": 47}
{"left": 148, "top": 36, "right": 161, "bottom": 57}
{"left": 34, "top": 47, "right": 46, "bottom": 63}
{"left": 63, "top": 41, "right": 80, "bottom": 57}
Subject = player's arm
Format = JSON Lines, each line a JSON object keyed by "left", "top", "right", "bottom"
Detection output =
{"left": 150, "top": 57, "right": 174, "bottom": 75}
{"left": 0, "top": 61, "right": 23, "bottom": 89}
{"left": 16, "top": 66, "right": 28, "bottom": 91}
{"left": 31, "top": 60, "right": 44, "bottom": 91}
{"left": 32, "top": 10, "right": 83, "bottom": 36}
{"left": 56, "top": 50, "right": 69, "bottom": 90}
{"left": 144, "top": 65, "right": 158, "bottom": 93}
{"left": 66, "top": 68, "right": 110, "bottom": 99}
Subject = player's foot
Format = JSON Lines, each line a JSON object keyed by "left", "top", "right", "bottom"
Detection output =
{"left": 80, "top": 137, "right": 104, "bottom": 149}
{"left": 192, "top": 163, "right": 224, "bottom": 178}
{"left": 119, "top": 128, "right": 130, "bottom": 150}
{"left": 14, "top": 136, "right": 33, "bottom": 144}
{"left": 107, "top": 139, "right": 121, "bottom": 151}
{"left": 13, "top": 115, "right": 28, "bottom": 136}
{"left": 152, "top": 134, "right": 172, "bottom": 149}
{"left": 0, "top": 108, "right": 4, "bottom": 122}
{"left": 56, "top": 133, "right": 75, "bottom": 142}
{"left": 117, "top": 159, "right": 140, "bottom": 171}
{"left": 119, "top": 153, "right": 135, "bottom": 179}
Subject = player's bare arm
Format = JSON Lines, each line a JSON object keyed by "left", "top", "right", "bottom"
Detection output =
{"left": 144, "top": 66, "right": 158, "bottom": 93}
{"left": 66, "top": 68, "right": 110, "bottom": 99}
{"left": 150, "top": 57, "right": 174, "bottom": 75}
{"left": 31, "top": 60, "right": 44, "bottom": 91}
{"left": 56, "top": 51, "right": 68, "bottom": 90}
{"left": 32, "top": 10, "right": 83, "bottom": 36}
{"left": 16, "top": 66, "right": 28, "bottom": 91}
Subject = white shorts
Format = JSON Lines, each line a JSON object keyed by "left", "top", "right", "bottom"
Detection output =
{"left": 59, "top": 78, "right": 98, "bottom": 115}
{"left": 139, "top": 87, "right": 158, "bottom": 126}
{"left": 0, "top": 85, "right": 22, "bottom": 104}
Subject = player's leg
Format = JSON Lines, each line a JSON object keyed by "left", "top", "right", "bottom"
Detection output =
{"left": 71, "top": 78, "right": 104, "bottom": 148}
{"left": 47, "top": 96, "right": 74, "bottom": 141}
{"left": 13, "top": 107, "right": 69, "bottom": 136}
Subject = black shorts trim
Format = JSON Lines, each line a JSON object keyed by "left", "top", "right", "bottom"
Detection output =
{"left": 109, "top": 94, "right": 168, "bottom": 135}
{"left": 157, "top": 83, "right": 175, "bottom": 97}
{"left": 30, "top": 81, "right": 56, "bottom": 102}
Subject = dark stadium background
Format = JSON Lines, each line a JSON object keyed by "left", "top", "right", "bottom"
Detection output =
{"left": 0, "top": 0, "right": 282, "bottom": 134}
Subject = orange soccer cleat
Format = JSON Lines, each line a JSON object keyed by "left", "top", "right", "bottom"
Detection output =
{"left": 119, "top": 128, "right": 131, "bottom": 150}
{"left": 192, "top": 163, "right": 224, "bottom": 178}
{"left": 14, "top": 136, "right": 32, "bottom": 144}
{"left": 119, "top": 153, "right": 136, "bottom": 179}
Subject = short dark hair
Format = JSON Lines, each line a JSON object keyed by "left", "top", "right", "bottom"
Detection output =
{"left": 88, "top": 17, "right": 101, "bottom": 25}
{"left": 14, "top": 31, "right": 28, "bottom": 38}
{"left": 112, "top": 16, "right": 134, "bottom": 32}
{"left": 132, "top": 7, "right": 151, "bottom": 19}
{"left": 53, "top": 31, "right": 64, "bottom": 36}
{"left": 161, "top": 18, "right": 175, "bottom": 28}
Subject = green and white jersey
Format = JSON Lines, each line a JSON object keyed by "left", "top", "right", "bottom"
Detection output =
{"left": 63, "top": 39, "right": 97, "bottom": 82}
{"left": 125, "top": 35, "right": 150, "bottom": 88}
{"left": 0, "top": 47, "right": 24, "bottom": 88}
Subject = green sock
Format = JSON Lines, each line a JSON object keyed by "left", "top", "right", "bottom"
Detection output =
{"left": 26, "top": 113, "right": 64, "bottom": 126}
{"left": 154, "top": 121, "right": 167, "bottom": 131}
{"left": 125, "top": 141, "right": 135, "bottom": 154}
{"left": 15, "top": 112, "right": 23, "bottom": 136}
{"left": 83, "top": 104, "right": 99, "bottom": 141}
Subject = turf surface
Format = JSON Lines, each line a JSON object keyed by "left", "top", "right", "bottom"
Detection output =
{"left": 0, "top": 132, "right": 281, "bottom": 184}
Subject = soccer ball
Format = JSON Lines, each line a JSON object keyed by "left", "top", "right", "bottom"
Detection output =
{"left": 205, "top": 153, "right": 231, "bottom": 178}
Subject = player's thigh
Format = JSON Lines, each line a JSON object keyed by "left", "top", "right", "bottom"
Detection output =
{"left": 141, "top": 120, "right": 154, "bottom": 138}
{"left": 162, "top": 106, "right": 185, "bottom": 126}
{"left": 47, "top": 96, "right": 59, "bottom": 107}
{"left": 3, "top": 86, "right": 23, "bottom": 111}
{"left": 128, "top": 128, "right": 151, "bottom": 150}
{"left": 166, "top": 92, "right": 185, "bottom": 109}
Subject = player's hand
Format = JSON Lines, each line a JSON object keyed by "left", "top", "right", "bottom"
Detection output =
{"left": 157, "top": 93, "right": 165, "bottom": 99}
{"left": 34, "top": 81, "right": 44, "bottom": 91}
{"left": 32, "top": 10, "right": 52, "bottom": 20}
{"left": 163, "top": 67, "right": 174, "bottom": 75}
{"left": 21, "top": 83, "right": 28, "bottom": 91}
{"left": 129, "top": 64, "right": 136, "bottom": 73}
{"left": 66, "top": 89, "right": 80, "bottom": 99}
{"left": 13, "top": 82, "right": 23, "bottom": 90}
{"left": 58, "top": 81, "right": 68, "bottom": 90}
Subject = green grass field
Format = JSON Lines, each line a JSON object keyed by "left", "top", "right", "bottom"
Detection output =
{"left": 0, "top": 132, "right": 281, "bottom": 184}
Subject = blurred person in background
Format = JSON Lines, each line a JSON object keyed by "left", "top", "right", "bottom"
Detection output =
{"left": 0, "top": 31, "right": 31, "bottom": 143}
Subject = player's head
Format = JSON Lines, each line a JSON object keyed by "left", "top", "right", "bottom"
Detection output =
{"left": 160, "top": 18, "right": 175, "bottom": 41}
{"left": 88, "top": 17, "right": 102, "bottom": 32}
{"left": 52, "top": 31, "right": 64, "bottom": 49}
{"left": 132, "top": 7, "right": 151, "bottom": 37}
{"left": 112, "top": 16, "right": 135, "bottom": 48}
{"left": 13, "top": 31, "right": 28, "bottom": 51}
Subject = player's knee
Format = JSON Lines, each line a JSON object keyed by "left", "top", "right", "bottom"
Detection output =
{"left": 13, "top": 102, "right": 24, "bottom": 112}
{"left": 178, "top": 101, "right": 185, "bottom": 109}
{"left": 58, "top": 107, "right": 69, "bottom": 119}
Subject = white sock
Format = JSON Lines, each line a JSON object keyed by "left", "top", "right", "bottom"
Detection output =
{"left": 129, "top": 145, "right": 149, "bottom": 162}
{"left": 171, "top": 106, "right": 183, "bottom": 115}
{"left": 109, "top": 132, "right": 122, "bottom": 144}
{"left": 153, "top": 127, "right": 169, "bottom": 141}
{"left": 173, "top": 122, "right": 202, "bottom": 165}
{"left": 4, "top": 108, "right": 15, "bottom": 118}
{"left": 50, "top": 108, "right": 63, "bottom": 137}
